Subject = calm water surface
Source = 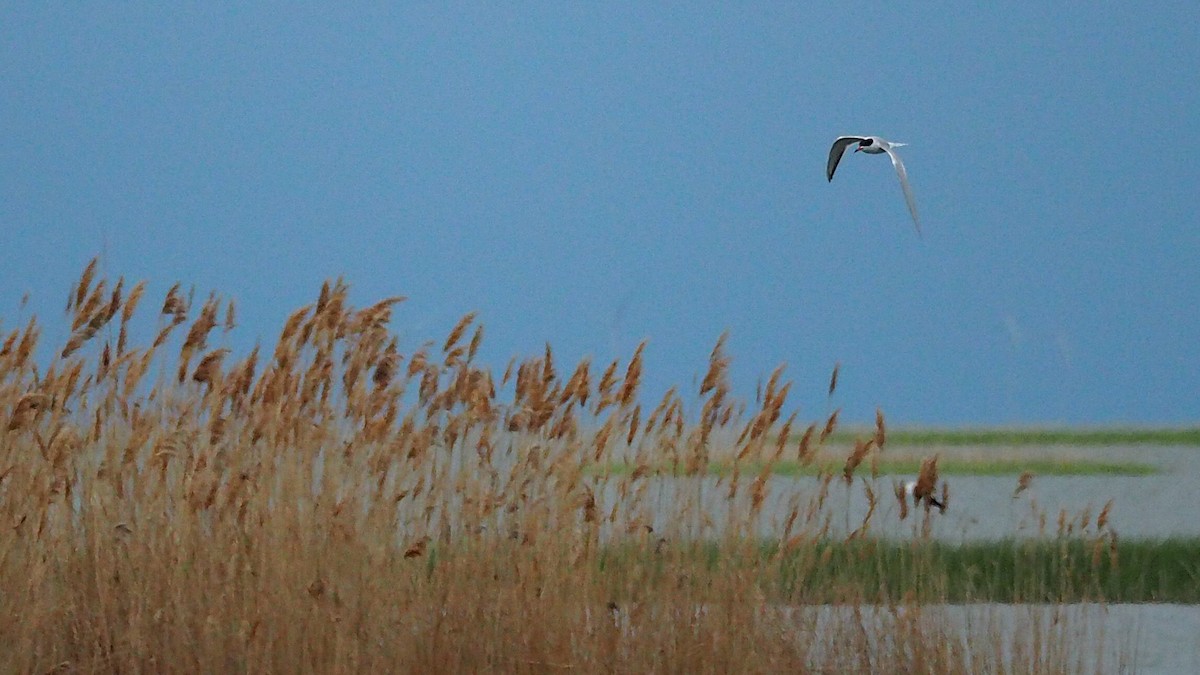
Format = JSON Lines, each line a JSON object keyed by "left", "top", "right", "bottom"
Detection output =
{"left": 795, "top": 603, "right": 1200, "bottom": 674}
{"left": 608, "top": 445, "right": 1199, "bottom": 541}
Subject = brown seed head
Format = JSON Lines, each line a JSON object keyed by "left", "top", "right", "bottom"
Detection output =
{"left": 914, "top": 455, "right": 940, "bottom": 508}
{"left": 893, "top": 480, "right": 910, "bottom": 521}
{"left": 404, "top": 536, "right": 430, "bottom": 559}
{"left": 874, "top": 408, "right": 886, "bottom": 448}
{"left": 616, "top": 341, "right": 646, "bottom": 407}
{"left": 223, "top": 299, "right": 237, "bottom": 332}
{"left": 443, "top": 311, "right": 477, "bottom": 353}
{"left": 467, "top": 324, "right": 484, "bottom": 362}
{"left": 842, "top": 439, "right": 873, "bottom": 484}
{"left": 75, "top": 257, "right": 99, "bottom": 311}
{"left": 105, "top": 278, "right": 123, "bottom": 323}
{"left": 797, "top": 424, "right": 816, "bottom": 464}
{"left": 1097, "top": 499, "right": 1114, "bottom": 530}
{"left": 819, "top": 409, "right": 840, "bottom": 443}
{"left": 7, "top": 393, "right": 51, "bottom": 432}
{"left": 1013, "top": 471, "right": 1034, "bottom": 498}
{"left": 161, "top": 283, "right": 183, "bottom": 316}
{"left": 561, "top": 358, "right": 591, "bottom": 407}
{"left": 193, "top": 348, "right": 231, "bottom": 386}
{"left": 700, "top": 332, "right": 729, "bottom": 396}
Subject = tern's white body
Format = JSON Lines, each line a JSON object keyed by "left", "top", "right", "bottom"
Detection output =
{"left": 827, "top": 135, "right": 922, "bottom": 235}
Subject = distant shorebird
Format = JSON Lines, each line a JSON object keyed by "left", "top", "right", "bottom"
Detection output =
{"left": 827, "top": 135, "right": 922, "bottom": 235}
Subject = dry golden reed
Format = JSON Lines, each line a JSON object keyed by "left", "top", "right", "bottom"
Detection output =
{"left": 842, "top": 438, "right": 874, "bottom": 484}
{"left": 893, "top": 480, "right": 910, "bottom": 521}
{"left": 820, "top": 408, "right": 840, "bottom": 443}
{"left": 874, "top": 407, "right": 886, "bottom": 449}
{"left": 797, "top": 423, "right": 816, "bottom": 464}
{"left": 913, "top": 455, "right": 945, "bottom": 513}
{"left": 0, "top": 261, "right": 1107, "bottom": 674}
{"left": 1014, "top": 470, "right": 1035, "bottom": 498}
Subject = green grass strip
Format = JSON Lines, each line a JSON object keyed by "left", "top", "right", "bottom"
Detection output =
{"left": 764, "top": 537, "right": 1200, "bottom": 603}
{"left": 595, "top": 537, "right": 1200, "bottom": 604}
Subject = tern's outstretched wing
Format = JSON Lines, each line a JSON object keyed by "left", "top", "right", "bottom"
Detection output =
{"left": 826, "top": 136, "right": 865, "bottom": 182}
{"left": 883, "top": 145, "right": 922, "bottom": 235}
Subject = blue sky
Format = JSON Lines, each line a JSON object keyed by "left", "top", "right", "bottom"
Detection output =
{"left": 3, "top": 4, "right": 1198, "bottom": 425}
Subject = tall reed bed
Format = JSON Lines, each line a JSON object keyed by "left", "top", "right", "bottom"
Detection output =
{"left": 0, "top": 260, "right": 1120, "bottom": 672}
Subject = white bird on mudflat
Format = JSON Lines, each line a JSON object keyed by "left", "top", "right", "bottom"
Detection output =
{"left": 827, "top": 135, "right": 922, "bottom": 235}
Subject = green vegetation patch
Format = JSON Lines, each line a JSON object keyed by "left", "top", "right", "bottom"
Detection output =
{"left": 595, "top": 537, "right": 1200, "bottom": 604}
{"left": 766, "top": 537, "right": 1200, "bottom": 603}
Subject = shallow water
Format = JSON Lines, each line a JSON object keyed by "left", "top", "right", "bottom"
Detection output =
{"left": 601, "top": 445, "right": 1200, "bottom": 541}
{"left": 597, "top": 602, "right": 1198, "bottom": 673}
{"left": 794, "top": 603, "right": 1200, "bottom": 674}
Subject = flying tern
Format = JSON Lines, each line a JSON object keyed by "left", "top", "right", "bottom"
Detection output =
{"left": 827, "top": 136, "right": 922, "bottom": 235}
